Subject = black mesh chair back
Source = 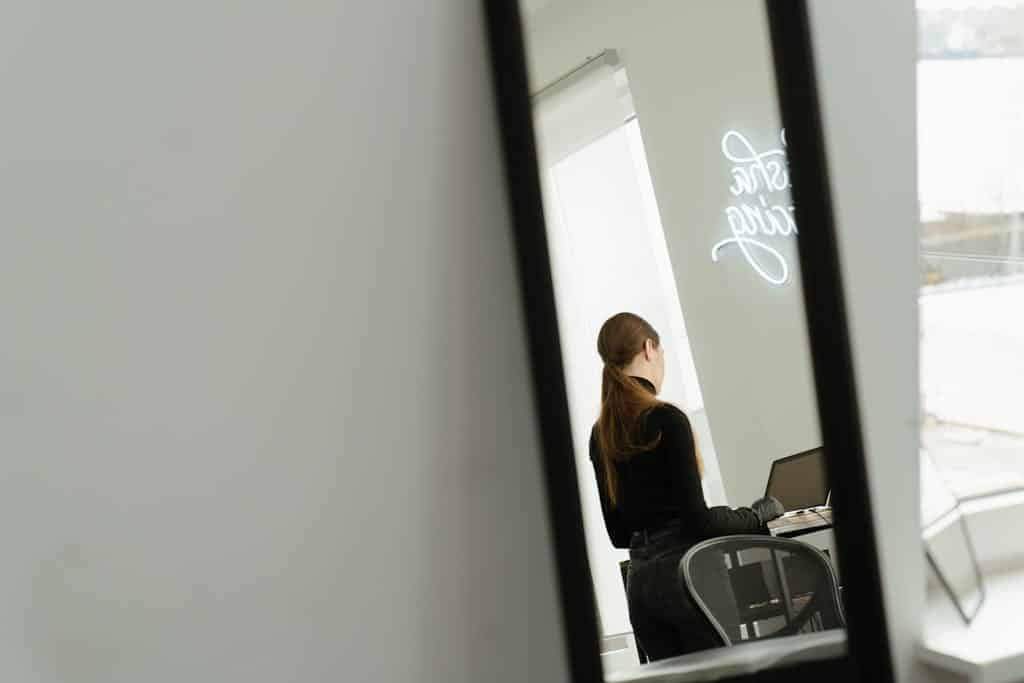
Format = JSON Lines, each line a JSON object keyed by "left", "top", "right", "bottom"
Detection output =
{"left": 679, "top": 535, "right": 844, "bottom": 646}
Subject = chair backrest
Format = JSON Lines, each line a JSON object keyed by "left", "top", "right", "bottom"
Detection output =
{"left": 679, "top": 535, "right": 845, "bottom": 646}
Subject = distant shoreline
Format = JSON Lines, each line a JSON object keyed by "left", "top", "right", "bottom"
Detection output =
{"left": 920, "top": 53, "right": 1024, "bottom": 60}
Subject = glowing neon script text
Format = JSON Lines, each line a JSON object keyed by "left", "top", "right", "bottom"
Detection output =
{"left": 711, "top": 129, "right": 797, "bottom": 285}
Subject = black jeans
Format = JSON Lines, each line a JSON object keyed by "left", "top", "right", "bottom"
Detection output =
{"left": 627, "top": 537, "right": 721, "bottom": 661}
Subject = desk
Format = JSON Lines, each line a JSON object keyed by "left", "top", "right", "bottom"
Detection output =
{"left": 606, "top": 630, "right": 846, "bottom": 683}
{"left": 768, "top": 510, "right": 840, "bottom": 584}
{"left": 768, "top": 509, "right": 833, "bottom": 538}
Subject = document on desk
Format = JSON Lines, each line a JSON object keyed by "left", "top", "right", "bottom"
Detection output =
{"left": 768, "top": 509, "right": 833, "bottom": 537}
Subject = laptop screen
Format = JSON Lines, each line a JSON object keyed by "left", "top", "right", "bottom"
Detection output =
{"left": 765, "top": 448, "right": 828, "bottom": 511}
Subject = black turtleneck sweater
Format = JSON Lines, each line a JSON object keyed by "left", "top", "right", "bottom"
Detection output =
{"left": 589, "top": 377, "right": 764, "bottom": 548}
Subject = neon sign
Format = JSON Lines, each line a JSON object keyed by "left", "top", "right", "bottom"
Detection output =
{"left": 711, "top": 129, "right": 797, "bottom": 285}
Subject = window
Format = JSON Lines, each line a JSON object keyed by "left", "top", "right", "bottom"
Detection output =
{"left": 918, "top": 0, "right": 1024, "bottom": 502}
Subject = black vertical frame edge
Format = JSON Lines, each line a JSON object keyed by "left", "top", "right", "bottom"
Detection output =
{"left": 481, "top": 2, "right": 604, "bottom": 681}
{"left": 765, "top": 3, "right": 896, "bottom": 683}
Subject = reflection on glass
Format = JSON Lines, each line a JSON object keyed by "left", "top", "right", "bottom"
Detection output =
{"left": 921, "top": 452, "right": 985, "bottom": 623}
{"left": 519, "top": 1, "right": 844, "bottom": 678}
{"left": 925, "top": 517, "right": 985, "bottom": 623}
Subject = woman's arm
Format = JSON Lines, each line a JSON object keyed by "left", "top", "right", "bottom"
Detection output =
{"left": 656, "top": 406, "right": 766, "bottom": 536}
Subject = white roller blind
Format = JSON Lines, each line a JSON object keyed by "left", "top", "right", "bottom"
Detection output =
{"left": 533, "top": 51, "right": 635, "bottom": 165}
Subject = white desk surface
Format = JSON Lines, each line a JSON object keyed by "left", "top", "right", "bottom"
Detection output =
{"left": 920, "top": 566, "right": 1024, "bottom": 683}
{"left": 607, "top": 630, "right": 846, "bottom": 683}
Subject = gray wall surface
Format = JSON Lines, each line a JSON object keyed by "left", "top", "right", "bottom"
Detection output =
{"left": 0, "top": 2, "right": 568, "bottom": 681}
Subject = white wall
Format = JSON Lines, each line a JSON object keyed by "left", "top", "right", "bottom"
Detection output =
{"left": 524, "top": 1, "right": 822, "bottom": 508}
{"left": 0, "top": 2, "right": 569, "bottom": 682}
{"left": 806, "top": 2, "right": 923, "bottom": 682}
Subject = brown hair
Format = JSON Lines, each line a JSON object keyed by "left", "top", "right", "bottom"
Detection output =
{"left": 595, "top": 312, "right": 703, "bottom": 507}
{"left": 595, "top": 313, "right": 663, "bottom": 507}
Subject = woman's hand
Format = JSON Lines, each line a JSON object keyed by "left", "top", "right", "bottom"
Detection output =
{"left": 751, "top": 496, "right": 785, "bottom": 524}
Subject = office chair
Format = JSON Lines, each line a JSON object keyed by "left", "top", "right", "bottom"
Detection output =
{"left": 679, "top": 535, "right": 845, "bottom": 646}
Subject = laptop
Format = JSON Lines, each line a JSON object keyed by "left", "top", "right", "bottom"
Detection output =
{"left": 764, "top": 447, "right": 830, "bottom": 518}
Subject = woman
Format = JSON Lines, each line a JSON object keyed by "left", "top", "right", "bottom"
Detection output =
{"left": 590, "top": 312, "right": 784, "bottom": 660}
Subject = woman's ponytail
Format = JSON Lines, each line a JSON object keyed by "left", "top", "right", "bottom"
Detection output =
{"left": 595, "top": 314, "right": 664, "bottom": 507}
